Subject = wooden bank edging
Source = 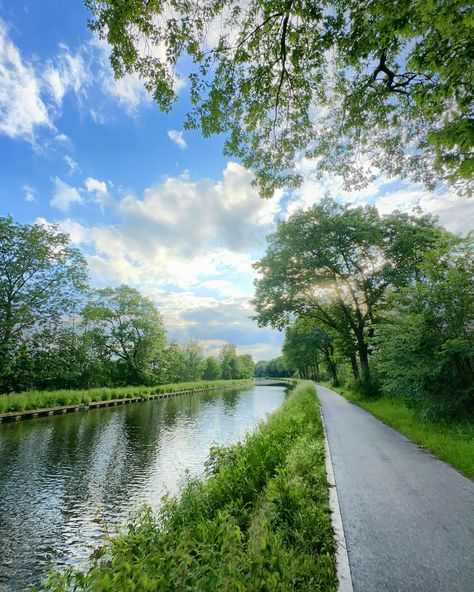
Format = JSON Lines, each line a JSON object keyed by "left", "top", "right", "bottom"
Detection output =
{"left": 0, "top": 383, "right": 253, "bottom": 425}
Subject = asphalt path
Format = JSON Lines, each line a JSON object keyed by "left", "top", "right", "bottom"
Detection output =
{"left": 317, "top": 384, "right": 474, "bottom": 592}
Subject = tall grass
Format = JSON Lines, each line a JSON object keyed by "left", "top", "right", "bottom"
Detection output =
{"left": 0, "top": 380, "right": 253, "bottom": 414}
{"left": 321, "top": 382, "right": 474, "bottom": 480}
{"left": 43, "top": 381, "right": 337, "bottom": 592}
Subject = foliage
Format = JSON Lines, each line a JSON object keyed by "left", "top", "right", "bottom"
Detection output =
{"left": 0, "top": 216, "right": 88, "bottom": 390}
{"left": 283, "top": 318, "right": 337, "bottom": 384}
{"left": 0, "top": 380, "right": 253, "bottom": 415}
{"left": 322, "top": 383, "right": 474, "bottom": 480}
{"left": 253, "top": 197, "right": 446, "bottom": 386}
{"left": 0, "top": 217, "right": 256, "bottom": 393}
{"left": 43, "top": 382, "right": 337, "bottom": 592}
{"left": 86, "top": 0, "right": 474, "bottom": 197}
{"left": 82, "top": 285, "right": 167, "bottom": 385}
{"left": 255, "top": 357, "right": 292, "bottom": 378}
{"left": 377, "top": 238, "right": 474, "bottom": 419}
{"left": 219, "top": 343, "right": 255, "bottom": 379}
{"left": 179, "top": 340, "right": 206, "bottom": 381}
{"left": 202, "top": 356, "right": 222, "bottom": 380}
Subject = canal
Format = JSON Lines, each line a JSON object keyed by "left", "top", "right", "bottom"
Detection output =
{"left": 0, "top": 384, "right": 286, "bottom": 591}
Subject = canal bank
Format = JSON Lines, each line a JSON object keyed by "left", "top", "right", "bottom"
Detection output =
{"left": 0, "top": 379, "right": 253, "bottom": 424}
{"left": 0, "top": 382, "right": 287, "bottom": 591}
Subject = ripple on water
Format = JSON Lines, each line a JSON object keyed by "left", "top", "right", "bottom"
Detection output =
{"left": 0, "top": 385, "right": 286, "bottom": 591}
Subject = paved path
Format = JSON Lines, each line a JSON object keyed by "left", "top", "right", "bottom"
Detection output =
{"left": 317, "top": 384, "right": 474, "bottom": 592}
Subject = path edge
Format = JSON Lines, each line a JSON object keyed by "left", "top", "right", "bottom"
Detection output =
{"left": 317, "top": 385, "right": 354, "bottom": 592}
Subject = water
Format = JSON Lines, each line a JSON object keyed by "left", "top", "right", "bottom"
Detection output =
{"left": 0, "top": 385, "right": 286, "bottom": 591}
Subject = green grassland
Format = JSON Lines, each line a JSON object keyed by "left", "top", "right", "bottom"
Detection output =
{"left": 320, "top": 383, "right": 474, "bottom": 480}
{"left": 43, "top": 381, "right": 337, "bottom": 592}
{"left": 0, "top": 379, "right": 254, "bottom": 415}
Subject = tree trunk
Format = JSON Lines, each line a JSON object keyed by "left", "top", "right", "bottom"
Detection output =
{"left": 349, "top": 354, "right": 359, "bottom": 381}
{"left": 358, "top": 341, "right": 370, "bottom": 383}
{"left": 314, "top": 355, "right": 320, "bottom": 381}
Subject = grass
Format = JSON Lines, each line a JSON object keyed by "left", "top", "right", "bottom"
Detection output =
{"left": 42, "top": 381, "right": 337, "bottom": 592}
{"left": 0, "top": 380, "right": 254, "bottom": 415}
{"left": 320, "top": 382, "right": 474, "bottom": 480}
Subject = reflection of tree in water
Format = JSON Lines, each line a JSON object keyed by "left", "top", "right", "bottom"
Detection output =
{"left": 0, "top": 385, "right": 284, "bottom": 592}
{"left": 221, "top": 388, "right": 243, "bottom": 413}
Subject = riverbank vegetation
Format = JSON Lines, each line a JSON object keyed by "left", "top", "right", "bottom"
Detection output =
{"left": 0, "top": 217, "right": 254, "bottom": 395}
{"left": 43, "top": 381, "right": 337, "bottom": 592}
{"left": 0, "top": 379, "right": 253, "bottom": 415}
{"left": 254, "top": 199, "right": 473, "bottom": 423}
{"left": 322, "top": 383, "right": 474, "bottom": 480}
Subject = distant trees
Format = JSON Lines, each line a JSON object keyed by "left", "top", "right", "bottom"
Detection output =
{"left": 202, "top": 357, "right": 222, "bottom": 381}
{"left": 0, "top": 217, "right": 254, "bottom": 393}
{"left": 283, "top": 318, "right": 338, "bottom": 384}
{"left": 255, "top": 357, "right": 291, "bottom": 379}
{"left": 219, "top": 344, "right": 255, "bottom": 380}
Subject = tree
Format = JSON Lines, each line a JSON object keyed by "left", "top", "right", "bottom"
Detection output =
{"left": 377, "top": 237, "right": 474, "bottom": 418}
{"left": 253, "top": 198, "right": 446, "bottom": 387}
{"left": 255, "top": 360, "right": 268, "bottom": 378}
{"left": 82, "top": 285, "right": 167, "bottom": 385}
{"left": 219, "top": 344, "right": 236, "bottom": 379}
{"left": 283, "top": 317, "right": 338, "bottom": 384}
{"left": 180, "top": 340, "right": 205, "bottom": 381}
{"left": 0, "top": 217, "right": 88, "bottom": 391}
{"left": 236, "top": 354, "right": 255, "bottom": 379}
{"left": 86, "top": 0, "right": 473, "bottom": 197}
{"left": 202, "top": 356, "right": 222, "bottom": 380}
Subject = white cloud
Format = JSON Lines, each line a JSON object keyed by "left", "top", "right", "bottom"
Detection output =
{"left": 50, "top": 177, "right": 82, "bottom": 212}
{"left": 0, "top": 20, "right": 53, "bottom": 141}
{"left": 43, "top": 43, "right": 88, "bottom": 106}
{"left": 54, "top": 163, "right": 280, "bottom": 291}
{"left": 167, "top": 129, "right": 187, "bottom": 150}
{"left": 84, "top": 176, "right": 110, "bottom": 209}
{"left": 374, "top": 188, "right": 474, "bottom": 235}
{"left": 85, "top": 177, "right": 107, "bottom": 194}
{"left": 90, "top": 37, "right": 151, "bottom": 114}
{"left": 22, "top": 184, "right": 36, "bottom": 202}
{"left": 64, "top": 155, "right": 79, "bottom": 173}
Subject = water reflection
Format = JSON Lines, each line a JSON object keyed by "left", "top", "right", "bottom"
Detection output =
{"left": 0, "top": 385, "right": 285, "bottom": 591}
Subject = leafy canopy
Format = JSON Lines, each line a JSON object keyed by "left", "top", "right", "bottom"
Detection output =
{"left": 252, "top": 197, "right": 448, "bottom": 382}
{"left": 377, "top": 237, "right": 474, "bottom": 418}
{"left": 0, "top": 216, "right": 88, "bottom": 359}
{"left": 86, "top": 0, "right": 474, "bottom": 196}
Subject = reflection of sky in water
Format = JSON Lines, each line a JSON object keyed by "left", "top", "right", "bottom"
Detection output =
{"left": 0, "top": 385, "right": 285, "bottom": 592}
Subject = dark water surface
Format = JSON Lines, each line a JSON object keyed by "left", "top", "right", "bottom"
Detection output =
{"left": 0, "top": 385, "right": 286, "bottom": 591}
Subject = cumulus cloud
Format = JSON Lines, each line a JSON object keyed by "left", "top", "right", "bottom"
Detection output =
{"left": 284, "top": 156, "right": 474, "bottom": 235}
{"left": 54, "top": 164, "right": 281, "bottom": 306}
{"left": 373, "top": 188, "right": 474, "bottom": 235}
{"left": 50, "top": 177, "right": 82, "bottom": 212}
{"left": 0, "top": 20, "right": 52, "bottom": 141}
{"left": 117, "top": 162, "right": 281, "bottom": 257}
{"left": 167, "top": 129, "right": 187, "bottom": 150}
{"left": 84, "top": 176, "right": 110, "bottom": 209}
{"left": 160, "top": 294, "right": 284, "bottom": 360}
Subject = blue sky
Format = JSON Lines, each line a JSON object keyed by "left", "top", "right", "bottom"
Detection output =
{"left": 1, "top": 0, "right": 473, "bottom": 361}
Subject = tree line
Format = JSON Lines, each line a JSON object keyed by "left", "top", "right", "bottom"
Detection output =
{"left": 0, "top": 216, "right": 254, "bottom": 393}
{"left": 254, "top": 198, "right": 473, "bottom": 420}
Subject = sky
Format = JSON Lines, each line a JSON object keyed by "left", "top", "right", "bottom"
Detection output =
{"left": 1, "top": 0, "right": 473, "bottom": 361}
